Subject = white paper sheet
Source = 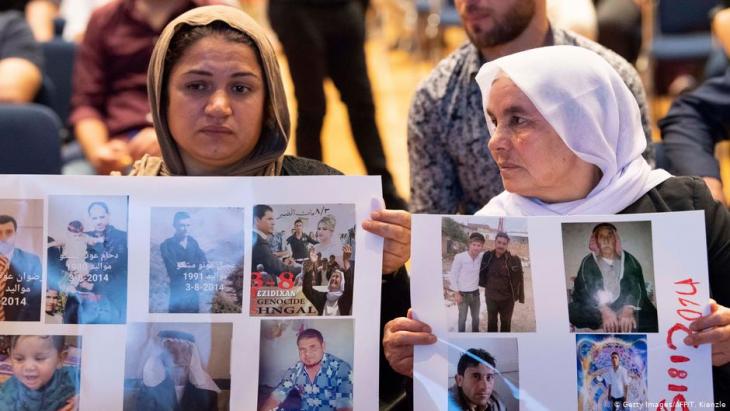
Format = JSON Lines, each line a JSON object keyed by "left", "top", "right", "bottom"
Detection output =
{"left": 413, "top": 212, "right": 714, "bottom": 411}
{"left": 0, "top": 174, "right": 384, "bottom": 411}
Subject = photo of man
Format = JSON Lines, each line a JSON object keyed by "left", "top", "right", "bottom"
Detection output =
{"left": 449, "top": 348, "right": 504, "bottom": 410}
{"left": 124, "top": 323, "right": 232, "bottom": 411}
{"left": 45, "top": 288, "right": 62, "bottom": 324}
{"left": 251, "top": 204, "right": 356, "bottom": 316}
{"left": 0, "top": 209, "right": 42, "bottom": 322}
{"left": 606, "top": 352, "right": 630, "bottom": 411}
{"left": 564, "top": 222, "right": 658, "bottom": 333}
{"left": 160, "top": 212, "right": 207, "bottom": 313}
{"left": 576, "top": 334, "right": 648, "bottom": 411}
{"left": 286, "top": 219, "right": 317, "bottom": 262}
{"left": 449, "top": 233, "right": 485, "bottom": 332}
{"left": 252, "top": 205, "right": 301, "bottom": 281}
{"left": 480, "top": 232, "right": 524, "bottom": 332}
{"left": 149, "top": 208, "right": 244, "bottom": 314}
{"left": 441, "top": 216, "right": 535, "bottom": 333}
{"left": 47, "top": 196, "right": 128, "bottom": 324}
{"left": 258, "top": 319, "right": 354, "bottom": 411}
{"left": 447, "top": 337, "right": 518, "bottom": 411}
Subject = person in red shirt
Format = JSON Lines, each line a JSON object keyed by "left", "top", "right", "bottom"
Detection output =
{"left": 69, "top": 0, "right": 225, "bottom": 174}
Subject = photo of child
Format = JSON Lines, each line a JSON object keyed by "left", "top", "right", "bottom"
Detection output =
{"left": 0, "top": 335, "right": 82, "bottom": 411}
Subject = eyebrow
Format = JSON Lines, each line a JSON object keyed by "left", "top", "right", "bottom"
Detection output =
{"left": 182, "top": 69, "right": 259, "bottom": 79}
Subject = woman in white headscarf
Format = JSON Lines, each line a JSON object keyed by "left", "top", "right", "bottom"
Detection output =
{"left": 383, "top": 46, "right": 730, "bottom": 402}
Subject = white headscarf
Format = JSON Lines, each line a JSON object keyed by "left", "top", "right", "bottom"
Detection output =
{"left": 142, "top": 335, "right": 221, "bottom": 393}
{"left": 474, "top": 46, "right": 671, "bottom": 216}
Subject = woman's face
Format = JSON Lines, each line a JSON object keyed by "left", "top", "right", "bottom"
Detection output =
{"left": 486, "top": 75, "right": 601, "bottom": 203}
{"left": 316, "top": 223, "right": 333, "bottom": 243}
{"left": 167, "top": 35, "right": 265, "bottom": 174}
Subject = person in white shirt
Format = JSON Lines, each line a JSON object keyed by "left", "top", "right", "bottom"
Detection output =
{"left": 449, "top": 232, "right": 486, "bottom": 332}
{"left": 606, "top": 351, "right": 630, "bottom": 410}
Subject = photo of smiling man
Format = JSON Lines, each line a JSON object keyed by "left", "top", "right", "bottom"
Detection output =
{"left": 258, "top": 319, "right": 354, "bottom": 411}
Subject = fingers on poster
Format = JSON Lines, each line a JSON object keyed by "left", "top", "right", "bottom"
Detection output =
{"left": 47, "top": 195, "right": 129, "bottom": 325}
{"left": 250, "top": 204, "right": 356, "bottom": 317}
{"left": 441, "top": 216, "right": 536, "bottom": 333}
{"left": 123, "top": 322, "right": 232, "bottom": 411}
{"left": 0, "top": 334, "right": 82, "bottom": 410}
{"left": 258, "top": 318, "right": 354, "bottom": 411}
{"left": 149, "top": 207, "right": 244, "bottom": 314}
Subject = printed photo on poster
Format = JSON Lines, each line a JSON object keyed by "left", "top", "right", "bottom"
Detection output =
{"left": 447, "top": 337, "right": 519, "bottom": 411}
{"left": 576, "top": 334, "right": 648, "bottom": 411}
{"left": 149, "top": 208, "right": 244, "bottom": 314}
{"left": 258, "top": 318, "right": 354, "bottom": 411}
{"left": 250, "top": 204, "right": 356, "bottom": 316}
{"left": 563, "top": 222, "right": 658, "bottom": 333}
{"left": 0, "top": 334, "right": 82, "bottom": 410}
{"left": 123, "top": 322, "right": 232, "bottom": 411}
{"left": 0, "top": 200, "right": 43, "bottom": 322}
{"left": 441, "top": 216, "right": 535, "bottom": 333}
{"left": 47, "top": 196, "right": 129, "bottom": 324}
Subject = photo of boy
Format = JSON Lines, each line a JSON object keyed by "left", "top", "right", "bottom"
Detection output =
{"left": 0, "top": 335, "right": 81, "bottom": 411}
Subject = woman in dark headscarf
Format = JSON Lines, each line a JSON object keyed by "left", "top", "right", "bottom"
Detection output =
{"left": 131, "top": 5, "right": 412, "bottom": 405}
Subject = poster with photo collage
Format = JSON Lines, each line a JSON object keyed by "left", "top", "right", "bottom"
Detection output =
{"left": 0, "top": 174, "right": 384, "bottom": 410}
{"left": 411, "top": 212, "right": 715, "bottom": 411}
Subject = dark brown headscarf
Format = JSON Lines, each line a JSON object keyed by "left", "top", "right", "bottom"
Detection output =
{"left": 131, "top": 5, "right": 289, "bottom": 176}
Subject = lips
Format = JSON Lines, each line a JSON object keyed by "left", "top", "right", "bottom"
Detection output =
{"left": 497, "top": 162, "right": 521, "bottom": 172}
{"left": 200, "top": 125, "right": 233, "bottom": 134}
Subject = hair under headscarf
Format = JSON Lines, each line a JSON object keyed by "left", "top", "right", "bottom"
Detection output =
{"left": 474, "top": 46, "right": 671, "bottom": 216}
{"left": 131, "top": 5, "right": 289, "bottom": 176}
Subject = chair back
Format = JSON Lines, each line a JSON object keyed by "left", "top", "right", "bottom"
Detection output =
{"left": 0, "top": 104, "right": 62, "bottom": 174}
{"left": 41, "top": 39, "right": 76, "bottom": 125}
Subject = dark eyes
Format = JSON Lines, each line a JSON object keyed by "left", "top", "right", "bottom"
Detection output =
{"left": 490, "top": 115, "right": 527, "bottom": 128}
{"left": 508, "top": 115, "right": 527, "bottom": 126}
{"left": 184, "top": 82, "right": 251, "bottom": 94}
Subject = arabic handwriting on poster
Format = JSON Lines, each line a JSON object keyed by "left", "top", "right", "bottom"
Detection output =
{"left": 276, "top": 205, "right": 332, "bottom": 219}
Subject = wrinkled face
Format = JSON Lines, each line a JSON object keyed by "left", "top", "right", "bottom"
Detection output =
{"left": 328, "top": 272, "right": 342, "bottom": 292}
{"left": 294, "top": 221, "right": 303, "bottom": 235}
{"left": 45, "top": 290, "right": 59, "bottom": 313}
{"left": 88, "top": 205, "right": 109, "bottom": 233}
{"left": 297, "top": 337, "right": 325, "bottom": 368}
{"left": 468, "top": 240, "right": 484, "bottom": 257}
{"left": 256, "top": 211, "right": 275, "bottom": 236}
{"left": 454, "top": 0, "right": 536, "bottom": 49}
{"left": 596, "top": 227, "right": 617, "bottom": 258}
{"left": 0, "top": 222, "right": 16, "bottom": 246}
{"left": 494, "top": 237, "right": 509, "bottom": 256}
{"left": 316, "top": 223, "right": 333, "bottom": 243}
{"left": 11, "top": 337, "right": 62, "bottom": 391}
{"left": 167, "top": 35, "right": 265, "bottom": 174}
{"left": 487, "top": 75, "right": 598, "bottom": 203}
{"left": 456, "top": 363, "right": 496, "bottom": 407}
{"left": 174, "top": 218, "right": 192, "bottom": 237}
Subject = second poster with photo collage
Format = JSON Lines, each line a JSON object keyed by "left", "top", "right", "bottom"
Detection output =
{"left": 411, "top": 212, "right": 714, "bottom": 411}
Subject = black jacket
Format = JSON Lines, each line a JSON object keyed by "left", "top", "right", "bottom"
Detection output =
{"left": 620, "top": 176, "right": 730, "bottom": 403}
{"left": 660, "top": 69, "right": 730, "bottom": 179}
{"left": 479, "top": 250, "right": 524, "bottom": 303}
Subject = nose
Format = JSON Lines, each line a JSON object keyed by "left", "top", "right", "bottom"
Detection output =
{"left": 487, "top": 123, "right": 511, "bottom": 154}
{"left": 205, "top": 89, "right": 232, "bottom": 118}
